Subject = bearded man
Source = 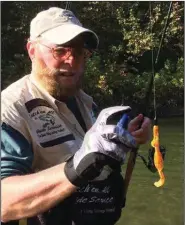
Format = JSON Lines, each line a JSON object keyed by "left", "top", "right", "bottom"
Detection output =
{"left": 1, "top": 7, "right": 151, "bottom": 225}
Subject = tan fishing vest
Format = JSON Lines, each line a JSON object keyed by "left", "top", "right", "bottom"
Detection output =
{"left": 1, "top": 74, "right": 96, "bottom": 172}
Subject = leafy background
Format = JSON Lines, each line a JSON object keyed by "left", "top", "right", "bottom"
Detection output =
{"left": 1, "top": 1, "right": 184, "bottom": 116}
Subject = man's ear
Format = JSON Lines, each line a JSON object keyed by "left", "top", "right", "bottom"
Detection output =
{"left": 27, "top": 40, "right": 36, "bottom": 61}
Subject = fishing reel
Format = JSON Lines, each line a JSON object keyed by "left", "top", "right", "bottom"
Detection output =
{"left": 137, "top": 145, "right": 167, "bottom": 173}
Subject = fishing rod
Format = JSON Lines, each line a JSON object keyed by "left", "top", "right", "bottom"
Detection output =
{"left": 65, "top": 1, "right": 71, "bottom": 10}
{"left": 144, "top": 1, "right": 173, "bottom": 119}
{"left": 124, "top": 1, "right": 173, "bottom": 197}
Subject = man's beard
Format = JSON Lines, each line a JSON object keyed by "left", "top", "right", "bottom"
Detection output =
{"left": 32, "top": 58, "right": 82, "bottom": 101}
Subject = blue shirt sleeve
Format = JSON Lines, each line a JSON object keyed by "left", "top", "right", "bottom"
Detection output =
{"left": 1, "top": 122, "right": 34, "bottom": 179}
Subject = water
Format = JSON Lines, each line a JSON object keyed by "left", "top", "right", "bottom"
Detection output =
{"left": 117, "top": 117, "right": 184, "bottom": 225}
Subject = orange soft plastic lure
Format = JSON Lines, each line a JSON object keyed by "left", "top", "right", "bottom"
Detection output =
{"left": 151, "top": 125, "right": 165, "bottom": 187}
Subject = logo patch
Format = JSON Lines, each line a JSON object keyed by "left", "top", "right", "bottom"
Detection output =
{"left": 38, "top": 111, "right": 55, "bottom": 128}
{"left": 25, "top": 98, "right": 74, "bottom": 147}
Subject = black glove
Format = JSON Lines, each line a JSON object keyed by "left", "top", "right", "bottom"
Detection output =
{"left": 64, "top": 106, "right": 137, "bottom": 186}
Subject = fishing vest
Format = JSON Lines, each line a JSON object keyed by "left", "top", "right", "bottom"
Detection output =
{"left": 1, "top": 74, "right": 126, "bottom": 225}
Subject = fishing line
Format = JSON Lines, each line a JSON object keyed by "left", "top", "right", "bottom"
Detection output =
{"left": 124, "top": 1, "right": 173, "bottom": 194}
{"left": 65, "top": 1, "right": 71, "bottom": 10}
{"left": 149, "top": 2, "right": 157, "bottom": 121}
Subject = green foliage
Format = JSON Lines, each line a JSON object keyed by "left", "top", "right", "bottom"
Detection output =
{"left": 1, "top": 1, "right": 184, "bottom": 116}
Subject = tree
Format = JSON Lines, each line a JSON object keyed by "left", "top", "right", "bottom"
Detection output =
{"left": 1, "top": 1, "right": 184, "bottom": 116}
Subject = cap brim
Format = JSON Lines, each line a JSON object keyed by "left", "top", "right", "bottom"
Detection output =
{"left": 41, "top": 24, "right": 99, "bottom": 49}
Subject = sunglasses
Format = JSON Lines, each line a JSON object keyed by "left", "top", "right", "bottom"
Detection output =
{"left": 37, "top": 41, "right": 94, "bottom": 61}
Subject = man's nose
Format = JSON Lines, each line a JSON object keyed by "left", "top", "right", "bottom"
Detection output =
{"left": 64, "top": 53, "right": 75, "bottom": 66}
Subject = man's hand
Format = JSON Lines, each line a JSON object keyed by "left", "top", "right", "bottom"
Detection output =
{"left": 128, "top": 114, "right": 152, "bottom": 144}
{"left": 64, "top": 106, "right": 134, "bottom": 187}
{"left": 64, "top": 107, "right": 152, "bottom": 187}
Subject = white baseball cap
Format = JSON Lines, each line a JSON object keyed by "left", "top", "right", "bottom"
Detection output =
{"left": 30, "top": 7, "right": 99, "bottom": 49}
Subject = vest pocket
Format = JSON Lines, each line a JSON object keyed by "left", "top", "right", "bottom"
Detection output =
{"left": 69, "top": 171, "right": 126, "bottom": 225}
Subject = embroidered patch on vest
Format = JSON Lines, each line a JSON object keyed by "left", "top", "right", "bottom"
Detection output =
{"left": 25, "top": 98, "right": 51, "bottom": 112}
{"left": 25, "top": 98, "right": 75, "bottom": 147}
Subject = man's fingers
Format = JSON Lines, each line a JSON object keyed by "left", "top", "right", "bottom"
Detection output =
{"left": 130, "top": 114, "right": 144, "bottom": 125}
{"left": 130, "top": 117, "right": 152, "bottom": 144}
{"left": 128, "top": 114, "right": 144, "bottom": 132}
{"left": 131, "top": 128, "right": 143, "bottom": 137}
{"left": 141, "top": 117, "right": 152, "bottom": 129}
